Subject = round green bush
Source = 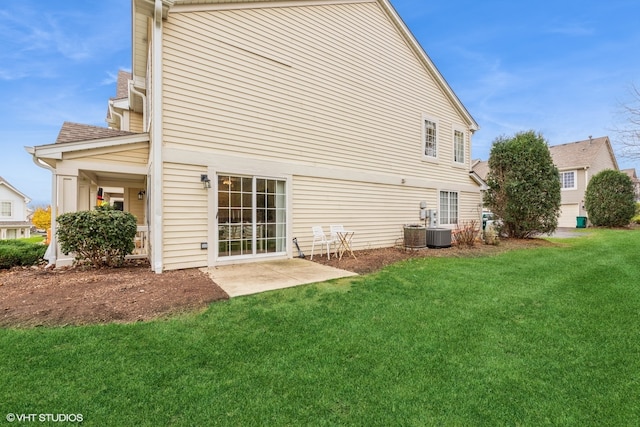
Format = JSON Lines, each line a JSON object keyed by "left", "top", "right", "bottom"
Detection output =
{"left": 56, "top": 205, "right": 138, "bottom": 268}
{"left": 584, "top": 169, "right": 636, "bottom": 227}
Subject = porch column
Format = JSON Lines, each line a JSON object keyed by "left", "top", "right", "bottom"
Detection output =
{"left": 78, "top": 177, "right": 91, "bottom": 211}
{"left": 58, "top": 175, "right": 78, "bottom": 214}
{"left": 55, "top": 173, "right": 79, "bottom": 267}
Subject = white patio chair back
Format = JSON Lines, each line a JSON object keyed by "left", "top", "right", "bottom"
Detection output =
{"left": 329, "top": 224, "right": 345, "bottom": 240}
{"left": 310, "top": 226, "right": 336, "bottom": 260}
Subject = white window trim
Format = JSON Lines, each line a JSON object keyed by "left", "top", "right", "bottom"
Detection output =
{"left": 452, "top": 125, "right": 467, "bottom": 167}
{"left": 213, "top": 172, "right": 290, "bottom": 263}
{"left": 438, "top": 190, "right": 459, "bottom": 227}
{"left": 421, "top": 114, "right": 439, "bottom": 162}
{"left": 0, "top": 201, "right": 12, "bottom": 218}
{"left": 560, "top": 170, "right": 577, "bottom": 190}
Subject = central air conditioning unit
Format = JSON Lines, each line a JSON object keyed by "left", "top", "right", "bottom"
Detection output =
{"left": 426, "top": 228, "right": 452, "bottom": 249}
{"left": 403, "top": 225, "right": 426, "bottom": 248}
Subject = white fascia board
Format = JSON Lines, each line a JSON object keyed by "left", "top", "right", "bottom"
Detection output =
{"left": 113, "top": 98, "right": 129, "bottom": 109}
{"left": 469, "top": 171, "right": 488, "bottom": 190}
{"left": 0, "top": 180, "right": 31, "bottom": 202}
{"left": 170, "top": 0, "right": 373, "bottom": 13}
{"left": 33, "top": 134, "right": 150, "bottom": 160}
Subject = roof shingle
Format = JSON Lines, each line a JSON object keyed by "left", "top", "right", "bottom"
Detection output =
{"left": 55, "top": 122, "right": 137, "bottom": 144}
{"left": 472, "top": 136, "right": 617, "bottom": 181}
{"left": 548, "top": 136, "right": 612, "bottom": 170}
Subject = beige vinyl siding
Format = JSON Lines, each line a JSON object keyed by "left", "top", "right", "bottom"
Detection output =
{"left": 133, "top": 14, "right": 150, "bottom": 79}
{"left": 162, "top": 2, "right": 473, "bottom": 186}
{"left": 129, "top": 112, "right": 144, "bottom": 133}
{"left": 292, "top": 176, "right": 481, "bottom": 253}
{"left": 559, "top": 169, "right": 583, "bottom": 206}
{"left": 457, "top": 190, "right": 483, "bottom": 225}
{"left": 590, "top": 144, "right": 618, "bottom": 174}
{"left": 127, "top": 188, "right": 146, "bottom": 225}
{"left": 62, "top": 144, "right": 149, "bottom": 166}
{"left": 163, "top": 162, "right": 209, "bottom": 270}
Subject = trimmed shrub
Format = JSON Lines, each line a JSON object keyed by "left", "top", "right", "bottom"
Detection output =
{"left": 56, "top": 205, "right": 137, "bottom": 268}
{"left": 0, "top": 240, "right": 47, "bottom": 269}
{"left": 484, "top": 131, "right": 561, "bottom": 238}
{"left": 584, "top": 169, "right": 636, "bottom": 227}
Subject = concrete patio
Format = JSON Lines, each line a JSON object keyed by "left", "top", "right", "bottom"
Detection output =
{"left": 202, "top": 258, "right": 358, "bottom": 297}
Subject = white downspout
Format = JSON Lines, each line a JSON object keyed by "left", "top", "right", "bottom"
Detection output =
{"left": 129, "top": 82, "right": 148, "bottom": 132}
{"left": 151, "top": 0, "right": 164, "bottom": 273}
{"left": 27, "top": 149, "right": 57, "bottom": 267}
{"left": 108, "top": 101, "right": 124, "bottom": 129}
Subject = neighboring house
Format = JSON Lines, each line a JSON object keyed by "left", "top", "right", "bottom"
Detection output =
{"left": 0, "top": 176, "right": 32, "bottom": 240}
{"left": 549, "top": 136, "right": 618, "bottom": 227}
{"left": 28, "top": 0, "right": 481, "bottom": 272}
{"left": 472, "top": 136, "right": 619, "bottom": 228}
{"left": 622, "top": 168, "right": 640, "bottom": 202}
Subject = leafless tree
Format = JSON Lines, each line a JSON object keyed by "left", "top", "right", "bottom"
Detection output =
{"left": 615, "top": 84, "right": 640, "bottom": 160}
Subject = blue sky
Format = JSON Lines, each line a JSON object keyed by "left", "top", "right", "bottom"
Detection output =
{"left": 1, "top": 0, "right": 639, "bottom": 206}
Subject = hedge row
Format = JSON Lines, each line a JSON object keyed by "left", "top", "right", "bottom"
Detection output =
{"left": 0, "top": 240, "right": 47, "bottom": 270}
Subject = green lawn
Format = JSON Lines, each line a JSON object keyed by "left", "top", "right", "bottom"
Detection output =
{"left": 1, "top": 229, "right": 639, "bottom": 425}
{"left": 20, "top": 235, "right": 45, "bottom": 244}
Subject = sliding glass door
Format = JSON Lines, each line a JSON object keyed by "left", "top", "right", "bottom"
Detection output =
{"left": 217, "top": 175, "right": 286, "bottom": 258}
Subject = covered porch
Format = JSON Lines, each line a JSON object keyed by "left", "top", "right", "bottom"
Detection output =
{"left": 27, "top": 125, "right": 151, "bottom": 267}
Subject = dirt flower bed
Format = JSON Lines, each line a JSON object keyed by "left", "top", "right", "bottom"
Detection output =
{"left": 1, "top": 238, "right": 554, "bottom": 328}
{"left": 0, "top": 260, "right": 228, "bottom": 328}
{"left": 309, "top": 238, "right": 555, "bottom": 274}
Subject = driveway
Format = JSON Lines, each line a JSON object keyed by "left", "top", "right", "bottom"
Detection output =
{"left": 550, "top": 227, "right": 590, "bottom": 238}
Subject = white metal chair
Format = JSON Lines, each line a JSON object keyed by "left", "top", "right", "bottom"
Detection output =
{"left": 310, "top": 226, "right": 336, "bottom": 260}
{"left": 329, "top": 224, "right": 345, "bottom": 241}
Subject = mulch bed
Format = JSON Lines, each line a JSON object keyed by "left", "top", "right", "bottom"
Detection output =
{"left": 1, "top": 238, "right": 553, "bottom": 328}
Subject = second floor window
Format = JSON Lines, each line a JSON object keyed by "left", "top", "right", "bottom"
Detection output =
{"left": 424, "top": 119, "right": 437, "bottom": 158}
{"left": 454, "top": 130, "right": 465, "bottom": 163}
{"left": 0, "top": 201, "right": 11, "bottom": 217}
{"left": 560, "top": 171, "right": 576, "bottom": 190}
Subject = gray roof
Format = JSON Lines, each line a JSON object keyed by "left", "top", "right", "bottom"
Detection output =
{"left": 55, "top": 122, "right": 137, "bottom": 144}
{"left": 472, "top": 136, "right": 618, "bottom": 181}
{"left": 548, "top": 136, "right": 616, "bottom": 170}
{"left": 115, "top": 70, "right": 131, "bottom": 100}
{"left": 471, "top": 159, "right": 489, "bottom": 181}
{"left": 621, "top": 168, "right": 638, "bottom": 180}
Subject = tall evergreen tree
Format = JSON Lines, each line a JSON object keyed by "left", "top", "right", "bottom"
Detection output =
{"left": 484, "top": 131, "right": 561, "bottom": 238}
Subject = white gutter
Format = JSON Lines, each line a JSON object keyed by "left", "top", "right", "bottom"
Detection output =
{"left": 469, "top": 171, "right": 488, "bottom": 191}
{"left": 26, "top": 147, "right": 57, "bottom": 267}
{"left": 151, "top": 0, "right": 164, "bottom": 273}
{"left": 129, "top": 82, "right": 148, "bottom": 132}
{"left": 108, "top": 101, "right": 124, "bottom": 129}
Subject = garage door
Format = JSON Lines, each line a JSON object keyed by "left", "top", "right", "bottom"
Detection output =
{"left": 558, "top": 204, "right": 579, "bottom": 228}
